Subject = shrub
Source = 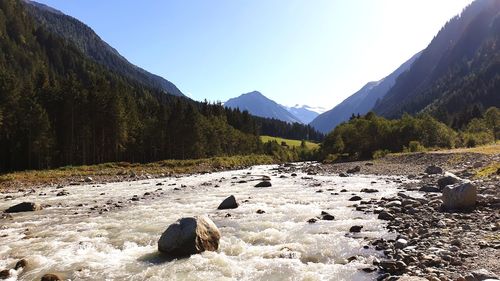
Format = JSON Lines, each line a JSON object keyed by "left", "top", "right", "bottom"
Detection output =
{"left": 372, "top": 149, "right": 390, "bottom": 159}
{"left": 408, "top": 141, "right": 426, "bottom": 152}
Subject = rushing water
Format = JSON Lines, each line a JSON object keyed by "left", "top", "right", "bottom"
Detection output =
{"left": 0, "top": 163, "right": 407, "bottom": 281}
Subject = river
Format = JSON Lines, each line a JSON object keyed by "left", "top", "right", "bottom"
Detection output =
{"left": 0, "top": 163, "right": 409, "bottom": 280}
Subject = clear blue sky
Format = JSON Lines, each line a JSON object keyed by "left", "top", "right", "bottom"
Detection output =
{"left": 35, "top": 0, "right": 473, "bottom": 109}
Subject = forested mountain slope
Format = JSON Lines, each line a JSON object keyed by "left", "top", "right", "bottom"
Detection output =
{"left": 22, "top": 0, "right": 185, "bottom": 97}
{"left": 373, "top": 0, "right": 500, "bottom": 128}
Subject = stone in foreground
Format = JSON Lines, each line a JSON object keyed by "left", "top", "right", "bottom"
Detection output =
{"left": 217, "top": 195, "right": 238, "bottom": 209}
{"left": 442, "top": 182, "right": 477, "bottom": 210}
{"left": 5, "top": 202, "right": 42, "bottom": 213}
{"left": 158, "top": 215, "right": 221, "bottom": 257}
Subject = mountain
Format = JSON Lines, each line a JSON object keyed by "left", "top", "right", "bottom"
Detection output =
{"left": 285, "top": 105, "right": 325, "bottom": 124}
{"left": 22, "top": 0, "right": 185, "bottom": 97}
{"left": 225, "top": 91, "right": 303, "bottom": 124}
{"left": 373, "top": 0, "right": 500, "bottom": 128}
{"left": 310, "top": 52, "right": 421, "bottom": 133}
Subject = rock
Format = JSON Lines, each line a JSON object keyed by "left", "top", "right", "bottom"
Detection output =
{"left": 395, "top": 238, "right": 408, "bottom": 249}
{"left": 321, "top": 211, "right": 335, "bottom": 220}
{"left": 419, "top": 185, "right": 441, "bottom": 192}
{"left": 360, "top": 188, "right": 379, "bottom": 193}
{"left": 349, "top": 225, "right": 363, "bottom": 232}
{"left": 378, "top": 211, "right": 395, "bottom": 221}
{"left": 158, "top": 215, "right": 221, "bottom": 257}
{"left": 5, "top": 202, "right": 42, "bottom": 213}
{"left": 471, "top": 269, "right": 499, "bottom": 280}
{"left": 425, "top": 165, "right": 443, "bottom": 174}
{"left": 217, "top": 195, "right": 238, "bottom": 210}
{"left": 254, "top": 181, "right": 271, "bottom": 188}
{"left": 397, "top": 277, "right": 428, "bottom": 281}
{"left": 0, "top": 270, "right": 10, "bottom": 280}
{"left": 307, "top": 218, "right": 318, "bottom": 223}
{"left": 442, "top": 182, "right": 477, "bottom": 210}
{"left": 349, "top": 196, "right": 362, "bottom": 201}
{"left": 14, "top": 259, "right": 27, "bottom": 270}
{"left": 339, "top": 173, "right": 349, "bottom": 177}
{"left": 379, "top": 260, "right": 407, "bottom": 274}
{"left": 256, "top": 209, "right": 265, "bottom": 214}
{"left": 84, "top": 176, "right": 93, "bottom": 183}
{"left": 41, "top": 274, "right": 62, "bottom": 281}
{"left": 437, "top": 176, "right": 459, "bottom": 189}
{"left": 56, "top": 191, "right": 69, "bottom": 196}
{"left": 347, "top": 166, "right": 361, "bottom": 173}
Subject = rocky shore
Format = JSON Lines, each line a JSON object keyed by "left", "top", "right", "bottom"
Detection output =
{"left": 308, "top": 152, "right": 500, "bottom": 281}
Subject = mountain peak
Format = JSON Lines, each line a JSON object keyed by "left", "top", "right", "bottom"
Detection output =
{"left": 225, "top": 91, "right": 303, "bottom": 124}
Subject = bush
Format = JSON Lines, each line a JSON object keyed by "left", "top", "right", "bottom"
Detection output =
{"left": 372, "top": 149, "right": 390, "bottom": 159}
{"left": 408, "top": 141, "right": 426, "bottom": 152}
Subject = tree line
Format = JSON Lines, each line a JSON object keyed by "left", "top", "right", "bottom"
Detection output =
{"left": 321, "top": 108, "right": 499, "bottom": 160}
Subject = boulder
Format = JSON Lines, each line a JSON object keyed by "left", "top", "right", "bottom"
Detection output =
{"left": 5, "top": 202, "right": 42, "bottom": 213}
{"left": 217, "top": 195, "right": 238, "bottom": 209}
{"left": 347, "top": 166, "right": 361, "bottom": 173}
{"left": 349, "top": 225, "right": 363, "bottom": 233}
{"left": 0, "top": 270, "right": 10, "bottom": 280}
{"left": 254, "top": 181, "right": 271, "bottom": 188}
{"left": 41, "top": 274, "right": 62, "bottom": 281}
{"left": 339, "top": 173, "right": 349, "bottom": 177}
{"left": 442, "top": 182, "right": 477, "bottom": 210}
{"left": 425, "top": 165, "right": 443, "bottom": 174}
{"left": 14, "top": 259, "right": 27, "bottom": 270}
{"left": 377, "top": 211, "right": 394, "bottom": 221}
{"left": 360, "top": 188, "right": 378, "bottom": 193}
{"left": 419, "top": 185, "right": 440, "bottom": 192}
{"left": 437, "top": 175, "right": 459, "bottom": 189}
{"left": 349, "top": 196, "right": 362, "bottom": 201}
{"left": 321, "top": 211, "right": 335, "bottom": 220}
{"left": 471, "top": 268, "right": 499, "bottom": 281}
{"left": 158, "top": 215, "right": 220, "bottom": 257}
{"left": 84, "top": 177, "right": 93, "bottom": 183}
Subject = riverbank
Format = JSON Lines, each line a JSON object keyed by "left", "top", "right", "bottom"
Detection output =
{"left": 306, "top": 146, "right": 500, "bottom": 280}
{"left": 0, "top": 155, "right": 276, "bottom": 192}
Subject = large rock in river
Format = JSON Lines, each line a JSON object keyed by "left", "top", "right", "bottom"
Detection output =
{"left": 442, "top": 182, "right": 477, "bottom": 210}
{"left": 5, "top": 202, "right": 42, "bottom": 213}
{"left": 217, "top": 195, "right": 238, "bottom": 209}
{"left": 158, "top": 215, "right": 221, "bottom": 257}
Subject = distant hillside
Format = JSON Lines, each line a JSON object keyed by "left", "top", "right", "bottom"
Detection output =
{"left": 225, "top": 91, "right": 303, "bottom": 124}
{"left": 373, "top": 0, "right": 500, "bottom": 128}
{"left": 23, "top": 0, "right": 185, "bottom": 97}
{"left": 310, "top": 52, "right": 420, "bottom": 133}
{"left": 285, "top": 105, "right": 324, "bottom": 124}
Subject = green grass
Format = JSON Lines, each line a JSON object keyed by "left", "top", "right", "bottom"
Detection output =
{"left": 474, "top": 161, "right": 500, "bottom": 179}
{"left": 0, "top": 154, "right": 276, "bottom": 190}
{"left": 260, "top": 135, "right": 320, "bottom": 149}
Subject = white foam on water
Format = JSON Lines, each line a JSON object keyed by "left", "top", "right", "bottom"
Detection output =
{"left": 0, "top": 164, "right": 408, "bottom": 280}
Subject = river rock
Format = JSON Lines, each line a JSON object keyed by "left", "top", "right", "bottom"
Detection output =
{"left": 0, "top": 270, "right": 10, "bottom": 279}
{"left": 360, "top": 188, "right": 378, "bottom": 193}
{"left": 321, "top": 211, "right": 335, "bottom": 220}
{"left": 339, "top": 173, "right": 349, "bottom": 177}
{"left": 158, "top": 215, "right": 220, "bottom": 257}
{"left": 425, "top": 165, "right": 443, "bottom": 174}
{"left": 442, "top": 182, "right": 477, "bottom": 210}
{"left": 349, "top": 196, "right": 362, "bottom": 201}
{"left": 378, "top": 211, "right": 395, "bottom": 221}
{"left": 437, "top": 175, "right": 459, "bottom": 189}
{"left": 84, "top": 176, "right": 93, "bottom": 182}
{"left": 41, "top": 273, "right": 62, "bottom": 281}
{"left": 14, "top": 259, "right": 27, "bottom": 270}
{"left": 255, "top": 181, "right": 271, "bottom": 187}
{"left": 349, "top": 225, "right": 363, "bottom": 232}
{"left": 347, "top": 166, "right": 361, "bottom": 173}
{"left": 217, "top": 195, "right": 238, "bottom": 209}
{"left": 397, "top": 277, "right": 428, "bottom": 281}
{"left": 471, "top": 268, "right": 499, "bottom": 280}
{"left": 419, "top": 185, "right": 440, "bottom": 192}
{"left": 5, "top": 202, "right": 42, "bottom": 213}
